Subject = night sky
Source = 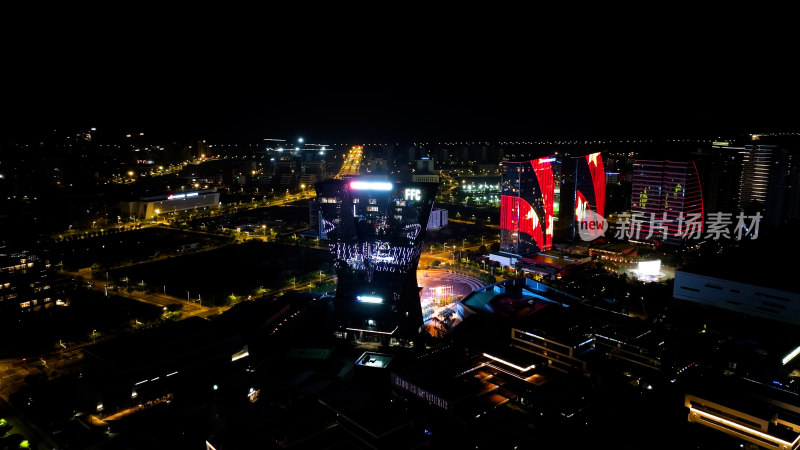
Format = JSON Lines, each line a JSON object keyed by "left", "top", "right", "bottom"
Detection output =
{"left": 4, "top": 34, "right": 798, "bottom": 144}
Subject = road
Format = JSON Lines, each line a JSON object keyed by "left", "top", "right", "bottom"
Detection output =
{"left": 335, "top": 145, "right": 363, "bottom": 178}
{"left": 1, "top": 342, "right": 93, "bottom": 450}
{"left": 420, "top": 244, "right": 488, "bottom": 268}
{"left": 1, "top": 395, "right": 59, "bottom": 450}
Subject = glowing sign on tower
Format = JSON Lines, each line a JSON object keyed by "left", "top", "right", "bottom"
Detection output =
{"left": 404, "top": 188, "right": 421, "bottom": 201}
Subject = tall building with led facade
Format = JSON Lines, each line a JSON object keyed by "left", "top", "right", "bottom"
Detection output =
{"left": 315, "top": 178, "right": 438, "bottom": 344}
{"left": 738, "top": 144, "right": 775, "bottom": 211}
{"left": 737, "top": 143, "right": 800, "bottom": 231}
{"left": 630, "top": 160, "right": 704, "bottom": 245}
{"left": 500, "top": 157, "right": 556, "bottom": 257}
{"left": 572, "top": 152, "right": 606, "bottom": 240}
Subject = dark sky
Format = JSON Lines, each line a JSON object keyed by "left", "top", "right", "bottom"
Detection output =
{"left": 3, "top": 32, "right": 798, "bottom": 144}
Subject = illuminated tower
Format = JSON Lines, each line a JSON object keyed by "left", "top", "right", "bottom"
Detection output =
{"left": 573, "top": 152, "right": 607, "bottom": 240}
{"left": 630, "top": 160, "right": 704, "bottom": 245}
{"left": 738, "top": 144, "right": 775, "bottom": 211}
{"left": 315, "top": 178, "right": 438, "bottom": 344}
{"left": 500, "top": 157, "right": 556, "bottom": 256}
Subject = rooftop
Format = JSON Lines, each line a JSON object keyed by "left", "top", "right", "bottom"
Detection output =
{"left": 461, "top": 278, "right": 582, "bottom": 318}
{"left": 355, "top": 352, "right": 393, "bottom": 369}
{"left": 679, "top": 236, "right": 800, "bottom": 293}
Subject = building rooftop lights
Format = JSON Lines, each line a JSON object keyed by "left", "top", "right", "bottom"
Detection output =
{"left": 483, "top": 353, "right": 536, "bottom": 372}
{"left": 356, "top": 295, "right": 383, "bottom": 304}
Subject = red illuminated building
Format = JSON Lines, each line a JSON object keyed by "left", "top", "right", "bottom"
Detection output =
{"left": 573, "top": 152, "right": 606, "bottom": 240}
{"left": 500, "top": 157, "right": 556, "bottom": 256}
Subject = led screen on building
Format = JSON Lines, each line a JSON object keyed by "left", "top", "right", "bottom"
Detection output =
{"left": 574, "top": 152, "right": 606, "bottom": 240}
{"left": 500, "top": 157, "right": 555, "bottom": 254}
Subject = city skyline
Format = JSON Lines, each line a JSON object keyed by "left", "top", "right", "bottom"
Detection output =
{"left": 5, "top": 35, "right": 800, "bottom": 448}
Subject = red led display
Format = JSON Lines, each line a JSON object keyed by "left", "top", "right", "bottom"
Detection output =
{"left": 531, "top": 157, "right": 554, "bottom": 250}
{"left": 586, "top": 152, "right": 605, "bottom": 218}
{"left": 500, "top": 156, "right": 555, "bottom": 252}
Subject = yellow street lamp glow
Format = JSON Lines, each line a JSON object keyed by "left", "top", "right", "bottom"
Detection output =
{"left": 155, "top": 209, "right": 160, "bottom": 215}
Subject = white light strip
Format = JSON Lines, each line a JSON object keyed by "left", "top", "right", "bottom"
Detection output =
{"left": 484, "top": 363, "right": 533, "bottom": 382}
{"left": 166, "top": 371, "right": 178, "bottom": 377}
{"left": 356, "top": 295, "right": 383, "bottom": 304}
{"left": 135, "top": 379, "right": 148, "bottom": 386}
{"left": 690, "top": 408, "right": 799, "bottom": 446}
{"left": 483, "top": 353, "right": 535, "bottom": 372}
{"left": 231, "top": 350, "right": 250, "bottom": 362}
{"left": 782, "top": 345, "right": 800, "bottom": 365}
{"left": 521, "top": 330, "right": 546, "bottom": 340}
{"left": 350, "top": 181, "right": 392, "bottom": 191}
{"left": 346, "top": 326, "right": 398, "bottom": 335}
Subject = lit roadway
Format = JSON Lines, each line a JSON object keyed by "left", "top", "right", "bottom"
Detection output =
{"left": 1, "top": 342, "right": 93, "bottom": 449}
{"left": 85, "top": 282, "right": 227, "bottom": 320}
{"left": 335, "top": 145, "right": 363, "bottom": 178}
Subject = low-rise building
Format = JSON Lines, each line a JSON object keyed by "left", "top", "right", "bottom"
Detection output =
{"left": 120, "top": 188, "right": 220, "bottom": 219}
{"left": 686, "top": 377, "right": 800, "bottom": 450}
{"left": 674, "top": 270, "right": 800, "bottom": 325}
{"left": 0, "top": 250, "right": 60, "bottom": 313}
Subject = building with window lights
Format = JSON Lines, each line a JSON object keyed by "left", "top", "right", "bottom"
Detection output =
{"left": 120, "top": 188, "right": 220, "bottom": 219}
{"left": 629, "top": 160, "right": 704, "bottom": 245}
{"left": 315, "top": 178, "right": 438, "bottom": 344}
{"left": 0, "top": 250, "right": 60, "bottom": 313}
